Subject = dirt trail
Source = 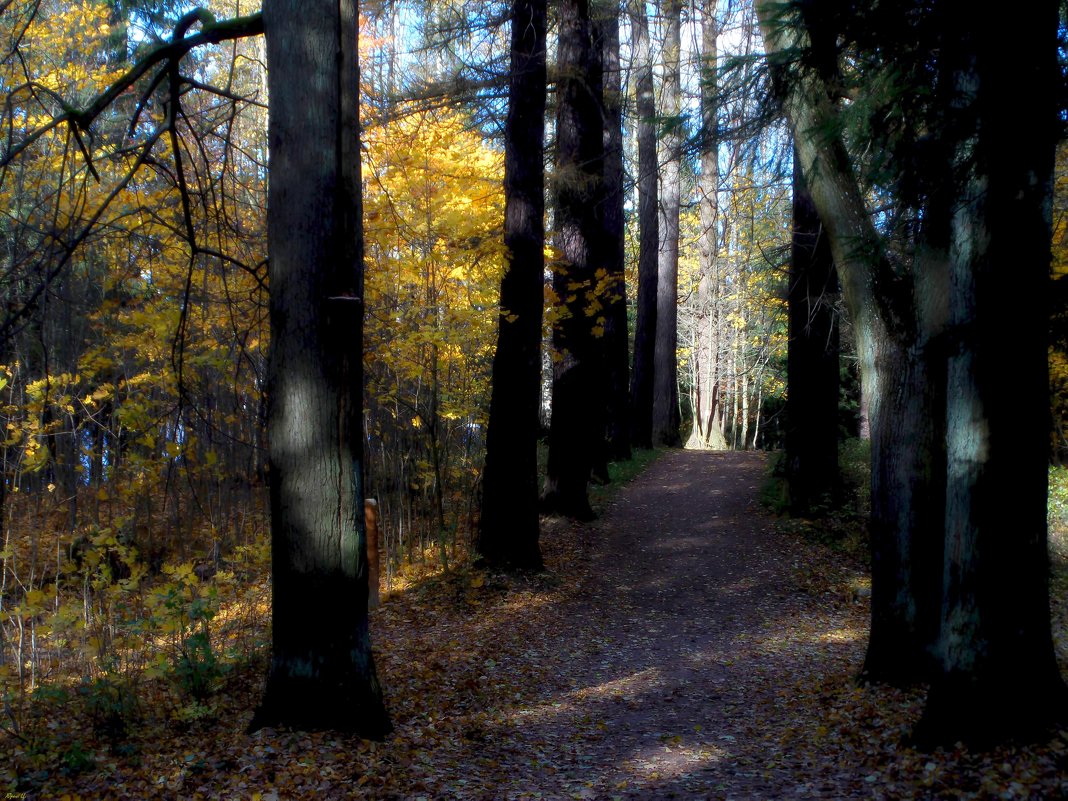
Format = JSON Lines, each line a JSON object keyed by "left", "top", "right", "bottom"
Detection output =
{"left": 461, "top": 449, "right": 873, "bottom": 800}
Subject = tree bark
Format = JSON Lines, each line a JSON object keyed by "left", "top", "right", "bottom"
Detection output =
{"left": 365, "top": 499, "right": 381, "bottom": 609}
{"left": 863, "top": 327, "right": 944, "bottom": 685}
{"left": 251, "top": 0, "right": 390, "bottom": 737}
{"left": 627, "top": 0, "right": 658, "bottom": 450}
{"left": 477, "top": 0, "right": 547, "bottom": 570}
{"left": 542, "top": 0, "right": 604, "bottom": 521}
{"left": 652, "top": 0, "right": 683, "bottom": 447}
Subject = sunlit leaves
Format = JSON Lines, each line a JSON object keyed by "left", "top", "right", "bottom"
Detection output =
{"left": 0, "top": 4, "right": 269, "bottom": 733}
{"left": 363, "top": 108, "right": 504, "bottom": 418}
{"left": 17, "top": 2, "right": 118, "bottom": 99}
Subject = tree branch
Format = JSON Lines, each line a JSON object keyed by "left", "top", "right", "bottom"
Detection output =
{"left": 1, "top": 10, "right": 263, "bottom": 168}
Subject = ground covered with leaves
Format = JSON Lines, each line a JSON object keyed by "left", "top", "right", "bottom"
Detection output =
{"left": 5, "top": 450, "right": 1068, "bottom": 799}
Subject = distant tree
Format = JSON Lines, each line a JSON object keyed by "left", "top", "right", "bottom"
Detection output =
{"left": 250, "top": 0, "right": 390, "bottom": 736}
{"left": 477, "top": 0, "right": 548, "bottom": 570}
{"left": 541, "top": 0, "right": 605, "bottom": 520}
{"left": 628, "top": 0, "right": 658, "bottom": 450}
{"left": 686, "top": 0, "right": 728, "bottom": 451}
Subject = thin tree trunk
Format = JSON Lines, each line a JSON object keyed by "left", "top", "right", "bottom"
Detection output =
{"left": 738, "top": 362, "right": 749, "bottom": 449}
{"left": 652, "top": 0, "right": 683, "bottom": 447}
{"left": 427, "top": 342, "right": 448, "bottom": 572}
{"left": 594, "top": 0, "right": 631, "bottom": 466}
{"left": 627, "top": 0, "right": 658, "bottom": 450}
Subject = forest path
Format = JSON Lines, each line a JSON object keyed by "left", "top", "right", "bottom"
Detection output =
{"left": 451, "top": 449, "right": 874, "bottom": 799}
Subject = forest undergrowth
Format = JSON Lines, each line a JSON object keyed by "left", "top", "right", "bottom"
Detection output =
{"left": 1, "top": 450, "right": 1067, "bottom": 799}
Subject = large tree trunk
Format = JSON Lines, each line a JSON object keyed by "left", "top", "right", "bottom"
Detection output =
{"left": 627, "top": 0, "right": 658, "bottom": 450}
{"left": 652, "top": 0, "right": 683, "bottom": 447}
{"left": 251, "top": 0, "right": 390, "bottom": 736}
{"left": 784, "top": 147, "right": 839, "bottom": 513}
{"left": 686, "top": 0, "right": 727, "bottom": 452}
{"left": 476, "top": 0, "right": 547, "bottom": 570}
{"left": 917, "top": 2, "right": 1068, "bottom": 745}
{"left": 594, "top": 0, "right": 631, "bottom": 467}
{"left": 541, "top": 0, "right": 604, "bottom": 521}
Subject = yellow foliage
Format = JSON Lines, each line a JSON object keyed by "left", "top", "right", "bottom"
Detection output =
{"left": 363, "top": 105, "right": 505, "bottom": 431}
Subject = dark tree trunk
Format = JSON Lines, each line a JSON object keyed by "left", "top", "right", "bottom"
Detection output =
{"left": 784, "top": 148, "right": 839, "bottom": 514}
{"left": 862, "top": 329, "right": 944, "bottom": 686}
{"left": 541, "top": 0, "right": 604, "bottom": 521}
{"left": 477, "top": 0, "right": 547, "bottom": 570}
{"left": 862, "top": 130, "right": 956, "bottom": 686}
{"left": 627, "top": 0, "right": 658, "bottom": 450}
{"left": 652, "top": 0, "right": 683, "bottom": 447}
{"left": 251, "top": 0, "right": 391, "bottom": 737}
{"left": 594, "top": 0, "right": 631, "bottom": 467}
{"left": 917, "top": 2, "right": 1068, "bottom": 745}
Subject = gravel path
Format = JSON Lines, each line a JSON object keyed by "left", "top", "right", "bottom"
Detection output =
{"left": 465, "top": 449, "right": 873, "bottom": 800}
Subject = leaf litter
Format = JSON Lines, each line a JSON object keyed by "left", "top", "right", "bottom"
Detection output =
{"left": 7, "top": 450, "right": 1068, "bottom": 799}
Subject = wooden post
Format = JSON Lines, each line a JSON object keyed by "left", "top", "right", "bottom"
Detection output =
{"left": 365, "top": 499, "right": 381, "bottom": 608}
